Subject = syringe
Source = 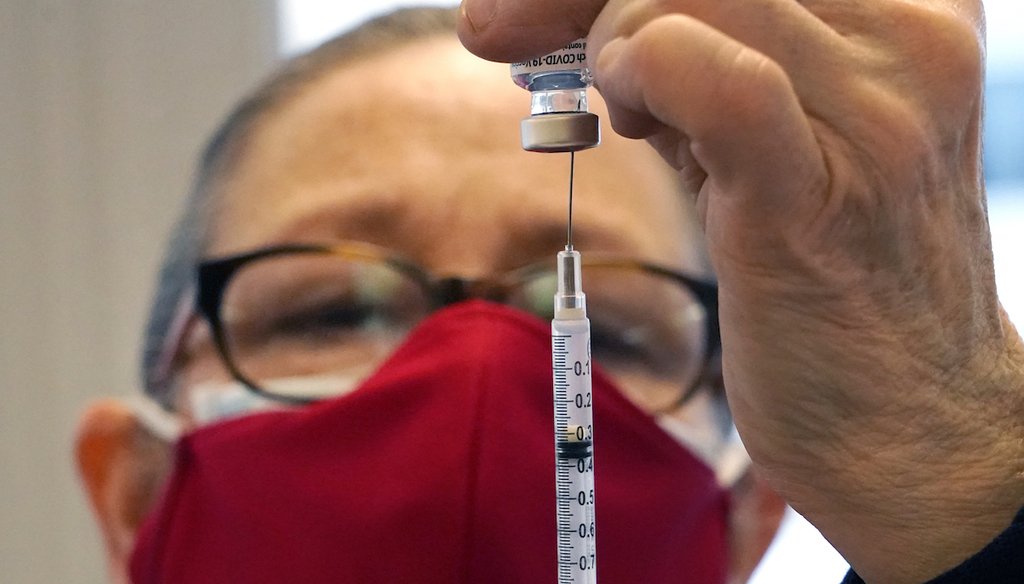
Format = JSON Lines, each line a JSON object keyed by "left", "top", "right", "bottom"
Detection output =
{"left": 512, "top": 40, "right": 599, "bottom": 583}
{"left": 551, "top": 245, "right": 596, "bottom": 584}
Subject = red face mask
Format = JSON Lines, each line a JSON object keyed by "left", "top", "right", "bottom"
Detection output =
{"left": 131, "top": 301, "right": 729, "bottom": 583}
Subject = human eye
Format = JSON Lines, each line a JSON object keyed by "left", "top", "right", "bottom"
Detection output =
{"left": 223, "top": 257, "right": 425, "bottom": 353}
{"left": 589, "top": 317, "right": 653, "bottom": 363}
{"left": 267, "top": 294, "right": 388, "bottom": 342}
{"left": 208, "top": 253, "right": 434, "bottom": 395}
{"left": 584, "top": 267, "right": 707, "bottom": 379}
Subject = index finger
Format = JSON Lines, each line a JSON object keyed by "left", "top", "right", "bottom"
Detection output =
{"left": 457, "top": 0, "right": 608, "bottom": 62}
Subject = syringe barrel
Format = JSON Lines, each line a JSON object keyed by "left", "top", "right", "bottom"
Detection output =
{"left": 555, "top": 249, "right": 586, "bottom": 319}
{"left": 551, "top": 310, "right": 596, "bottom": 584}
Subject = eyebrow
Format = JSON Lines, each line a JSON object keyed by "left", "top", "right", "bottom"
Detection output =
{"left": 252, "top": 187, "right": 657, "bottom": 273}
{"left": 265, "top": 191, "right": 411, "bottom": 249}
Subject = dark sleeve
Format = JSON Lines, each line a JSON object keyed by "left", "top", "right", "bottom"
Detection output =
{"left": 839, "top": 507, "right": 1024, "bottom": 584}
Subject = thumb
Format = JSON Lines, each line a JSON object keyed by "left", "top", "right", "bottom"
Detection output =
{"left": 457, "top": 0, "right": 608, "bottom": 63}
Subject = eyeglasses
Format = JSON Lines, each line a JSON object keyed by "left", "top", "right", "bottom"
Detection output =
{"left": 194, "top": 242, "right": 719, "bottom": 412}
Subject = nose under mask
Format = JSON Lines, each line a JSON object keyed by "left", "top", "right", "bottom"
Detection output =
{"left": 130, "top": 301, "right": 730, "bottom": 584}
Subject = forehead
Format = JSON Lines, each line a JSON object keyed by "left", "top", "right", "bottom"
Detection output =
{"left": 208, "top": 37, "right": 703, "bottom": 274}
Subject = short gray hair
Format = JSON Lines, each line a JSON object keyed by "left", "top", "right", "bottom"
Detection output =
{"left": 141, "top": 6, "right": 459, "bottom": 407}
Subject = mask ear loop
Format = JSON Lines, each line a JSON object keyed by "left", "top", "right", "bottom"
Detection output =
{"left": 123, "top": 395, "right": 184, "bottom": 444}
{"left": 714, "top": 428, "right": 752, "bottom": 489}
{"left": 655, "top": 346, "right": 751, "bottom": 489}
{"left": 654, "top": 407, "right": 752, "bottom": 489}
{"left": 188, "top": 380, "right": 284, "bottom": 426}
{"left": 120, "top": 384, "right": 282, "bottom": 443}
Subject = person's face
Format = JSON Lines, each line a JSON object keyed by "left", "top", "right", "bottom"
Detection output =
{"left": 76, "top": 36, "right": 785, "bottom": 584}
{"left": 182, "top": 36, "right": 708, "bottom": 416}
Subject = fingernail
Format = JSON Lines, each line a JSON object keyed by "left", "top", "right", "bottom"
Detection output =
{"left": 461, "top": 0, "right": 498, "bottom": 32}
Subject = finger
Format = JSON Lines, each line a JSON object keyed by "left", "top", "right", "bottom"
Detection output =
{"left": 594, "top": 15, "right": 827, "bottom": 212}
{"left": 646, "top": 131, "right": 706, "bottom": 195}
{"left": 457, "top": 0, "right": 607, "bottom": 63}
{"left": 588, "top": 0, "right": 845, "bottom": 106}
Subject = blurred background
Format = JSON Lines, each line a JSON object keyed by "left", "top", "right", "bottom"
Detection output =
{"left": 1, "top": 1, "right": 1020, "bottom": 582}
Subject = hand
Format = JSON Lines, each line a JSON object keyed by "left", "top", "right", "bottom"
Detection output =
{"left": 460, "top": 1, "right": 1024, "bottom": 582}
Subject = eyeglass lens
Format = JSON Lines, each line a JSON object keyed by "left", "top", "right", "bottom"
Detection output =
{"left": 217, "top": 253, "right": 707, "bottom": 410}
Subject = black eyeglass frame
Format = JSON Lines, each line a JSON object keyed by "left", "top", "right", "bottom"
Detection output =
{"left": 195, "top": 242, "right": 720, "bottom": 406}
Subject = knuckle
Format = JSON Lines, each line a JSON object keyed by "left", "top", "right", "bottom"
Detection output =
{"left": 608, "top": 0, "right": 701, "bottom": 41}
{"left": 626, "top": 13, "right": 795, "bottom": 129}
{"left": 890, "top": 3, "right": 983, "bottom": 84}
{"left": 890, "top": 5, "right": 983, "bottom": 138}
{"left": 624, "top": 15, "right": 689, "bottom": 74}
{"left": 716, "top": 47, "right": 791, "bottom": 123}
{"left": 610, "top": 0, "right": 667, "bottom": 39}
{"left": 935, "top": 14, "right": 984, "bottom": 87}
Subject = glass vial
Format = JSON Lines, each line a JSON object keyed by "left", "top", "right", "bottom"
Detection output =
{"left": 510, "top": 39, "right": 601, "bottom": 153}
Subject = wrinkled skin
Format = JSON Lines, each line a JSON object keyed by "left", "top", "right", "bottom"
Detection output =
{"left": 459, "top": 1, "right": 1024, "bottom": 582}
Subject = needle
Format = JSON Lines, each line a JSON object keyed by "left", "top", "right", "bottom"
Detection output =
{"left": 566, "top": 151, "right": 575, "bottom": 251}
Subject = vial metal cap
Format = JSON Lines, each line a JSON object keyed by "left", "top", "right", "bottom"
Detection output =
{"left": 521, "top": 112, "right": 600, "bottom": 153}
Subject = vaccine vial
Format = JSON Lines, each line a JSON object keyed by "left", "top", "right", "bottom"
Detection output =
{"left": 511, "top": 39, "right": 601, "bottom": 153}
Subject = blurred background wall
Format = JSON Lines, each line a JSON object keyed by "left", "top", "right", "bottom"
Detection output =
{"left": 1, "top": 1, "right": 1020, "bottom": 582}
{"left": 1, "top": 2, "right": 277, "bottom": 581}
